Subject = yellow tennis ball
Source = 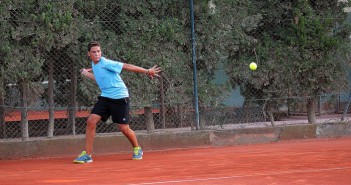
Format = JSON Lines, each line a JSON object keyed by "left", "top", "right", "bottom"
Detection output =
{"left": 249, "top": 62, "right": 257, "bottom": 71}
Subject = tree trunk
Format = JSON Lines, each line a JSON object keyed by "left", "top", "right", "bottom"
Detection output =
{"left": 306, "top": 97, "right": 317, "bottom": 124}
{"left": 144, "top": 106, "right": 155, "bottom": 133}
{"left": 267, "top": 106, "right": 275, "bottom": 127}
{"left": 47, "top": 58, "right": 55, "bottom": 138}
{"left": 177, "top": 104, "right": 183, "bottom": 128}
{"left": 199, "top": 106, "right": 206, "bottom": 130}
{"left": 263, "top": 99, "right": 275, "bottom": 126}
{"left": 68, "top": 60, "right": 77, "bottom": 135}
{"left": 20, "top": 81, "right": 29, "bottom": 141}
{"left": 159, "top": 76, "right": 166, "bottom": 129}
{"left": 0, "top": 67, "right": 5, "bottom": 138}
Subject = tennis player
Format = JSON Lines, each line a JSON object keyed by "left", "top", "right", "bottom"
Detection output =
{"left": 74, "top": 41, "right": 161, "bottom": 164}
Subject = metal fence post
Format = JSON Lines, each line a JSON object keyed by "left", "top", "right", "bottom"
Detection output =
{"left": 189, "top": 0, "right": 200, "bottom": 130}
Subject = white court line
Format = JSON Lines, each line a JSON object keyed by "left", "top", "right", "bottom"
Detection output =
{"left": 128, "top": 167, "right": 351, "bottom": 185}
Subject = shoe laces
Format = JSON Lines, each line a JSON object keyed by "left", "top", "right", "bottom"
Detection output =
{"left": 78, "top": 151, "right": 86, "bottom": 157}
{"left": 133, "top": 147, "right": 140, "bottom": 155}
{"left": 78, "top": 151, "right": 91, "bottom": 158}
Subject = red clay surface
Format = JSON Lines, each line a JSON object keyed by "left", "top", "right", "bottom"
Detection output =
{"left": 0, "top": 138, "right": 350, "bottom": 185}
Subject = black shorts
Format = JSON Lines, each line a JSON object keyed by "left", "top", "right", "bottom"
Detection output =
{"left": 91, "top": 96, "right": 130, "bottom": 124}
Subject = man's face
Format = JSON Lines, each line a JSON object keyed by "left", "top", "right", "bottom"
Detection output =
{"left": 88, "top": 46, "right": 101, "bottom": 63}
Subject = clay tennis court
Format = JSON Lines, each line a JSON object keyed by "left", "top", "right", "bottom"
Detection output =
{"left": 0, "top": 137, "right": 350, "bottom": 185}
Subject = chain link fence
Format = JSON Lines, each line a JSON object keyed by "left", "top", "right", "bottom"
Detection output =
{"left": 1, "top": 0, "right": 351, "bottom": 141}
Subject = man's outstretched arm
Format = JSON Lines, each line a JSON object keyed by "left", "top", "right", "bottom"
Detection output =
{"left": 123, "top": 64, "right": 162, "bottom": 78}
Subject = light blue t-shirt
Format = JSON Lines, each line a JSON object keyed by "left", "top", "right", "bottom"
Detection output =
{"left": 91, "top": 57, "right": 129, "bottom": 99}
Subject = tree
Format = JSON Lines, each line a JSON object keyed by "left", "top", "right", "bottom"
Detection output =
{"left": 224, "top": 0, "right": 351, "bottom": 124}
{"left": 34, "top": 1, "right": 85, "bottom": 137}
{"left": 0, "top": 0, "right": 12, "bottom": 138}
{"left": 1, "top": 0, "right": 92, "bottom": 138}
{"left": 190, "top": 0, "right": 271, "bottom": 125}
{"left": 74, "top": 1, "right": 211, "bottom": 128}
{"left": 2, "top": 1, "right": 47, "bottom": 140}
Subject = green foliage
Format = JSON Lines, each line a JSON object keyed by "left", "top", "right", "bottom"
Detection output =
{"left": 1, "top": 0, "right": 350, "bottom": 112}
{"left": 225, "top": 0, "right": 351, "bottom": 103}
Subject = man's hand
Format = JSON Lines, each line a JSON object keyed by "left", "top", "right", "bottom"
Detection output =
{"left": 146, "top": 65, "right": 162, "bottom": 79}
{"left": 80, "top": 68, "right": 92, "bottom": 77}
{"left": 80, "top": 68, "right": 95, "bottom": 81}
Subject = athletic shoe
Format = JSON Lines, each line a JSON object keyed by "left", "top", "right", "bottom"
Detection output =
{"left": 73, "top": 151, "right": 93, "bottom": 164}
{"left": 132, "top": 147, "right": 143, "bottom": 160}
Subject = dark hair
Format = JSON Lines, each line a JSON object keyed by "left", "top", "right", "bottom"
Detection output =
{"left": 87, "top": 41, "right": 100, "bottom": 51}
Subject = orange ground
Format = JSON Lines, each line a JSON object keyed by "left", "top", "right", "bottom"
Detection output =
{"left": 0, "top": 137, "right": 350, "bottom": 185}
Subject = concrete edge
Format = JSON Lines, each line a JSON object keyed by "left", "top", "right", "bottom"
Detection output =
{"left": 0, "top": 121, "right": 350, "bottom": 160}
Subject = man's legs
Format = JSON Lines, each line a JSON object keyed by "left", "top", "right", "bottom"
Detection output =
{"left": 118, "top": 124, "right": 139, "bottom": 147}
{"left": 85, "top": 114, "right": 101, "bottom": 155}
{"left": 118, "top": 124, "right": 143, "bottom": 160}
{"left": 73, "top": 114, "right": 101, "bottom": 164}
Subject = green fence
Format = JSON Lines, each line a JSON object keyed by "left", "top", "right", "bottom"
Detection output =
{"left": 1, "top": 0, "right": 351, "bottom": 141}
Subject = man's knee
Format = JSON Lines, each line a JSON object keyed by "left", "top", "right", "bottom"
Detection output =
{"left": 118, "top": 124, "right": 130, "bottom": 133}
{"left": 87, "top": 116, "right": 99, "bottom": 129}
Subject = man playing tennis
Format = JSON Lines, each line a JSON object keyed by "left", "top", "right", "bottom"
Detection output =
{"left": 74, "top": 41, "right": 161, "bottom": 164}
